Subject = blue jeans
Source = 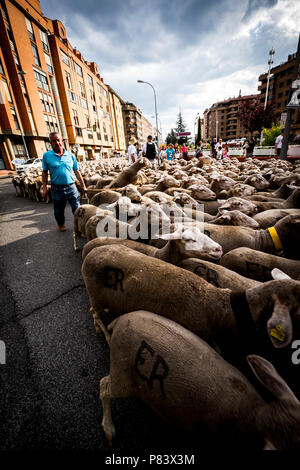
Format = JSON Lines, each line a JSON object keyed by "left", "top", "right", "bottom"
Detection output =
{"left": 51, "top": 183, "right": 80, "bottom": 226}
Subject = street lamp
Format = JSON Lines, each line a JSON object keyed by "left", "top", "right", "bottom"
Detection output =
{"left": 264, "top": 48, "right": 275, "bottom": 110}
{"left": 7, "top": 70, "right": 29, "bottom": 159}
{"left": 260, "top": 48, "right": 275, "bottom": 144}
{"left": 194, "top": 113, "right": 200, "bottom": 144}
{"left": 151, "top": 115, "right": 162, "bottom": 144}
{"left": 137, "top": 79, "right": 159, "bottom": 146}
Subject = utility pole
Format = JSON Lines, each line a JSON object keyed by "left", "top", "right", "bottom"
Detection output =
{"left": 280, "top": 33, "right": 300, "bottom": 160}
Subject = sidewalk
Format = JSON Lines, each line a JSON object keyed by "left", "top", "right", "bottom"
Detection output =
{"left": 0, "top": 170, "right": 16, "bottom": 178}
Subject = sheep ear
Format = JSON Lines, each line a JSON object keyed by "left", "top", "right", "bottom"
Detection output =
{"left": 247, "top": 355, "right": 298, "bottom": 402}
{"left": 267, "top": 295, "right": 293, "bottom": 348}
{"left": 271, "top": 268, "right": 291, "bottom": 280}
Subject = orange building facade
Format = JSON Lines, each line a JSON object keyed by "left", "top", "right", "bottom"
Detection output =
{"left": 0, "top": 0, "right": 62, "bottom": 169}
{"left": 47, "top": 19, "right": 114, "bottom": 159}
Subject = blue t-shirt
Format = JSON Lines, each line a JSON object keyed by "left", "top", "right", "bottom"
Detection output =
{"left": 166, "top": 148, "right": 175, "bottom": 161}
{"left": 42, "top": 149, "right": 78, "bottom": 185}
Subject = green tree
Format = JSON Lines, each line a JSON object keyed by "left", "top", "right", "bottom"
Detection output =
{"left": 174, "top": 111, "right": 191, "bottom": 144}
{"left": 166, "top": 128, "right": 177, "bottom": 145}
{"left": 195, "top": 118, "right": 202, "bottom": 146}
{"left": 262, "top": 122, "right": 282, "bottom": 146}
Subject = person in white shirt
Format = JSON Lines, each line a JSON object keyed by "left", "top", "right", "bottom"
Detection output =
{"left": 128, "top": 137, "right": 138, "bottom": 165}
{"left": 275, "top": 130, "right": 284, "bottom": 157}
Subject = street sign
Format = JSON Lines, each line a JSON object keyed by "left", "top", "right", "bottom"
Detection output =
{"left": 286, "top": 78, "right": 300, "bottom": 108}
{"left": 176, "top": 132, "right": 191, "bottom": 137}
{"left": 280, "top": 112, "right": 287, "bottom": 126}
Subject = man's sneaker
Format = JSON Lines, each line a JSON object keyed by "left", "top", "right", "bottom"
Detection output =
{"left": 58, "top": 225, "right": 67, "bottom": 232}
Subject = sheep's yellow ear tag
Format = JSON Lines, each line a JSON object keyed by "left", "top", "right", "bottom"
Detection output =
{"left": 270, "top": 324, "right": 285, "bottom": 342}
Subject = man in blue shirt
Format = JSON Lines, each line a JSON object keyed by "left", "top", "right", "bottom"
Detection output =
{"left": 42, "top": 132, "right": 87, "bottom": 232}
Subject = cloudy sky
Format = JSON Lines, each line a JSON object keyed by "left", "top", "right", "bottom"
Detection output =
{"left": 41, "top": 0, "right": 299, "bottom": 138}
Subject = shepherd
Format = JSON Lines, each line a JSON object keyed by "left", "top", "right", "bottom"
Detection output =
{"left": 42, "top": 132, "right": 87, "bottom": 232}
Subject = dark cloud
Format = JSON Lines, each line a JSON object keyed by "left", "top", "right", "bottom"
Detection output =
{"left": 242, "top": 0, "right": 278, "bottom": 21}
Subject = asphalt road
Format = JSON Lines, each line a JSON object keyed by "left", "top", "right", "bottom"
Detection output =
{"left": 0, "top": 177, "right": 201, "bottom": 452}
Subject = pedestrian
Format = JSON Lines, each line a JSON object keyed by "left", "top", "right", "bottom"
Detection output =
{"left": 142, "top": 135, "right": 158, "bottom": 168}
{"left": 275, "top": 129, "right": 284, "bottom": 157}
{"left": 174, "top": 142, "right": 180, "bottom": 159}
{"left": 159, "top": 145, "right": 167, "bottom": 161}
{"left": 244, "top": 138, "right": 255, "bottom": 158}
{"left": 222, "top": 144, "right": 229, "bottom": 159}
{"left": 181, "top": 143, "right": 188, "bottom": 160}
{"left": 42, "top": 132, "right": 86, "bottom": 232}
{"left": 210, "top": 137, "right": 217, "bottom": 158}
{"left": 166, "top": 143, "right": 175, "bottom": 161}
{"left": 127, "top": 137, "right": 138, "bottom": 165}
{"left": 215, "top": 138, "right": 223, "bottom": 160}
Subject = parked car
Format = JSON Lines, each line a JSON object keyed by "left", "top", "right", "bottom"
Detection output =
{"left": 15, "top": 158, "right": 43, "bottom": 174}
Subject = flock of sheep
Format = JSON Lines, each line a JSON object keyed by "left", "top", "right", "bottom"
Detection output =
{"left": 13, "top": 154, "right": 300, "bottom": 449}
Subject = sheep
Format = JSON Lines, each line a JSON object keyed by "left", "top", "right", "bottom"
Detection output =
{"left": 218, "top": 197, "right": 258, "bottom": 216}
{"left": 202, "top": 214, "right": 300, "bottom": 258}
{"left": 105, "top": 158, "right": 151, "bottom": 189}
{"left": 90, "top": 190, "right": 120, "bottom": 207}
{"left": 100, "top": 310, "right": 300, "bottom": 449}
{"left": 73, "top": 204, "right": 113, "bottom": 252}
{"left": 180, "top": 258, "right": 260, "bottom": 291}
{"left": 220, "top": 247, "right": 300, "bottom": 282}
{"left": 82, "top": 225, "right": 223, "bottom": 265}
{"left": 81, "top": 244, "right": 300, "bottom": 355}
{"left": 253, "top": 208, "right": 300, "bottom": 229}
{"left": 247, "top": 188, "right": 300, "bottom": 213}
{"left": 209, "top": 210, "right": 259, "bottom": 229}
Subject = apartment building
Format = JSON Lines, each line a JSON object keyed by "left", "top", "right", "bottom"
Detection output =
{"left": 0, "top": 0, "right": 63, "bottom": 170}
{"left": 48, "top": 19, "right": 114, "bottom": 159}
{"left": 258, "top": 53, "right": 300, "bottom": 135}
{"left": 121, "top": 101, "right": 143, "bottom": 149}
{"left": 106, "top": 85, "right": 126, "bottom": 154}
{"left": 203, "top": 93, "right": 257, "bottom": 141}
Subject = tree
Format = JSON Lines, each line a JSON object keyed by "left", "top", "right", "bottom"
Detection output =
{"left": 237, "top": 98, "right": 275, "bottom": 136}
{"left": 174, "top": 111, "right": 191, "bottom": 144}
{"left": 165, "top": 128, "right": 177, "bottom": 145}
{"left": 262, "top": 122, "right": 282, "bottom": 146}
{"left": 195, "top": 118, "right": 202, "bottom": 146}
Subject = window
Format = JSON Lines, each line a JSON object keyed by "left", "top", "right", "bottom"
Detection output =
{"left": 39, "top": 91, "right": 45, "bottom": 111}
{"left": 92, "top": 105, "right": 97, "bottom": 113}
{"left": 23, "top": 93, "right": 30, "bottom": 107}
{"left": 53, "top": 116, "right": 58, "bottom": 132}
{"left": 81, "top": 98, "right": 87, "bottom": 109}
{"left": 75, "top": 62, "right": 82, "bottom": 77}
{"left": 44, "top": 114, "right": 50, "bottom": 132}
{"left": 10, "top": 107, "right": 20, "bottom": 130}
{"left": 68, "top": 90, "right": 76, "bottom": 103}
{"left": 85, "top": 115, "right": 91, "bottom": 128}
{"left": 12, "top": 143, "right": 26, "bottom": 157}
{"left": 48, "top": 94, "right": 55, "bottom": 113}
{"left": 44, "top": 53, "right": 53, "bottom": 74}
{"left": 79, "top": 81, "right": 85, "bottom": 98}
{"left": 39, "top": 30, "right": 49, "bottom": 52}
{"left": 72, "top": 109, "right": 79, "bottom": 125}
{"left": 97, "top": 83, "right": 101, "bottom": 94}
{"left": 75, "top": 127, "right": 82, "bottom": 136}
{"left": 65, "top": 71, "right": 72, "bottom": 89}
{"left": 25, "top": 18, "right": 34, "bottom": 41}
{"left": 0, "top": 58, "right": 4, "bottom": 74}
{"left": 90, "top": 89, "right": 95, "bottom": 101}
{"left": 31, "top": 43, "right": 41, "bottom": 67}
{"left": 61, "top": 49, "right": 69, "bottom": 66}
{"left": 103, "top": 89, "right": 107, "bottom": 97}
{"left": 87, "top": 74, "right": 93, "bottom": 86}
{"left": 34, "top": 68, "right": 49, "bottom": 91}
{"left": 2, "top": 79, "right": 12, "bottom": 103}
